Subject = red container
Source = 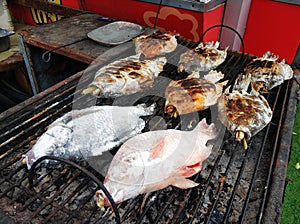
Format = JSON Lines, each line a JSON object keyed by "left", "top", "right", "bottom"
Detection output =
{"left": 8, "top": 0, "right": 224, "bottom": 42}
{"left": 243, "top": 0, "right": 300, "bottom": 64}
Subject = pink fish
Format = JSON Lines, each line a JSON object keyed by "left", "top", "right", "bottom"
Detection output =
{"left": 95, "top": 118, "right": 217, "bottom": 208}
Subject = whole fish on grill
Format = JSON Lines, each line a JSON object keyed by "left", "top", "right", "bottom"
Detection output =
{"left": 165, "top": 70, "right": 228, "bottom": 117}
{"left": 22, "top": 104, "right": 155, "bottom": 169}
{"left": 218, "top": 74, "right": 273, "bottom": 148}
{"left": 82, "top": 54, "right": 167, "bottom": 97}
{"left": 244, "top": 51, "right": 293, "bottom": 93}
{"left": 134, "top": 31, "right": 178, "bottom": 58}
{"left": 177, "top": 41, "right": 228, "bottom": 75}
{"left": 95, "top": 118, "right": 217, "bottom": 208}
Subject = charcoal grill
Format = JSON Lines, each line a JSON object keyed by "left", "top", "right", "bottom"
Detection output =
{"left": 0, "top": 36, "right": 299, "bottom": 224}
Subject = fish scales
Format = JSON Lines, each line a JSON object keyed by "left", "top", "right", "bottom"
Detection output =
{"left": 23, "top": 104, "right": 155, "bottom": 169}
{"left": 83, "top": 54, "right": 166, "bottom": 97}
{"left": 95, "top": 118, "right": 217, "bottom": 207}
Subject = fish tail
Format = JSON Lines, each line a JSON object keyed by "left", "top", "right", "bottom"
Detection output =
{"left": 194, "top": 118, "right": 217, "bottom": 139}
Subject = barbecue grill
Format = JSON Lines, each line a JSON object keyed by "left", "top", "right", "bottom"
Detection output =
{"left": 0, "top": 36, "right": 299, "bottom": 224}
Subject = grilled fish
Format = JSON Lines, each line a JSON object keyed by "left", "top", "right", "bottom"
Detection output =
{"left": 218, "top": 74, "right": 272, "bottom": 148}
{"left": 134, "top": 31, "right": 178, "bottom": 58}
{"left": 177, "top": 41, "right": 228, "bottom": 75}
{"left": 165, "top": 70, "right": 228, "bottom": 117}
{"left": 22, "top": 104, "right": 155, "bottom": 169}
{"left": 82, "top": 54, "right": 167, "bottom": 97}
{"left": 95, "top": 118, "right": 217, "bottom": 208}
{"left": 244, "top": 51, "right": 293, "bottom": 93}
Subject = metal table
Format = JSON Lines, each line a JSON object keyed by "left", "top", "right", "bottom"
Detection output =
{"left": 18, "top": 13, "right": 114, "bottom": 94}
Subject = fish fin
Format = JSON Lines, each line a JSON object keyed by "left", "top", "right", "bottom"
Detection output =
{"left": 233, "top": 73, "right": 251, "bottom": 92}
{"left": 188, "top": 72, "right": 200, "bottom": 79}
{"left": 171, "top": 176, "right": 199, "bottom": 189}
{"left": 204, "top": 70, "right": 224, "bottom": 83}
{"left": 149, "top": 138, "right": 166, "bottom": 158}
{"left": 218, "top": 80, "right": 229, "bottom": 87}
{"left": 179, "top": 162, "right": 202, "bottom": 177}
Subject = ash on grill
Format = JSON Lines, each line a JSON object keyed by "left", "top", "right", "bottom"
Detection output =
{"left": 0, "top": 37, "right": 297, "bottom": 224}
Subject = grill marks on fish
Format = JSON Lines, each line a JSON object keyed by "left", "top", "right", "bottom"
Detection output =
{"left": 218, "top": 74, "right": 273, "bottom": 144}
{"left": 165, "top": 70, "right": 227, "bottom": 116}
{"left": 134, "top": 32, "right": 178, "bottom": 58}
{"left": 177, "top": 41, "right": 228, "bottom": 74}
{"left": 98, "top": 61, "right": 145, "bottom": 78}
{"left": 246, "top": 60, "right": 274, "bottom": 70}
{"left": 244, "top": 51, "right": 293, "bottom": 93}
{"left": 224, "top": 93, "right": 265, "bottom": 126}
{"left": 83, "top": 54, "right": 167, "bottom": 97}
{"left": 194, "top": 47, "right": 221, "bottom": 61}
{"left": 141, "top": 32, "right": 173, "bottom": 41}
{"left": 166, "top": 79, "right": 216, "bottom": 109}
{"left": 168, "top": 79, "right": 217, "bottom": 95}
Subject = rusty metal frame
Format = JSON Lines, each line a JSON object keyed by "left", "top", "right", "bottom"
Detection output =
{"left": 18, "top": 34, "right": 39, "bottom": 95}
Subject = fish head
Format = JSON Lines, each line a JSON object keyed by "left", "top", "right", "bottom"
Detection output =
{"left": 279, "top": 61, "right": 293, "bottom": 80}
{"left": 22, "top": 151, "right": 35, "bottom": 169}
{"left": 164, "top": 104, "right": 178, "bottom": 118}
{"left": 95, "top": 184, "right": 137, "bottom": 209}
{"left": 95, "top": 190, "right": 111, "bottom": 210}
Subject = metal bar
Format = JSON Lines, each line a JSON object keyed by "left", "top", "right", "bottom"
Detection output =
{"left": 41, "top": 173, "right": 89, "bottom": 223}
{"left": 204, "top": 142, "right": 243, "bottom": 223}
{"left": 263, "top": 78, "right": 299, "bottom": 222}
{"left": 223, "top": 140, "right": 253, "bottom": 222}
{"left": 136, "top": 0, "right": 226, "bottom": 12}
{"left": 274, "top": 0, "right": 300, "bottom": 6}
{"left": 187, "top": 147, "right": 228, "bottom": 223}
{"left": 239, "top": 86, "right": 281, "bottom": 222}
{"left": 28, "top": 155, "right": 121, "bottom": 223}
{"left": 30, "top": 170, "right": 82, "bottom": 218}
{"left": 0, "top": 69, "right": 83, "bottom": 123}
{"left": 18, "top": 35, "right": 39, "bottom": 95}
{"left": 153, "top": 0, "right": 163, "bottom": 28}
{"left": 153, "top": 193, "right": 175, "bottom": 223}
{"left": 0, "top": 47, "right": 296, "bottom": 223}
{"left": 258, "top": 80, "right": 293, "bottom": 223}
{"left": 0, "top": 93, "right": 74, "bottom": 155}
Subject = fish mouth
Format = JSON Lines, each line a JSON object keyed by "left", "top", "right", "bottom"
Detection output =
{"left": 95, "top": 190, "right": 111, "bottom": 210}
{"left": 164, "top": 105, "right": 178, "bottom": 118}
{"left": 81, "top": 86, "right": 102, "bottom": 96}
{"left": 235, "top": 131, "right": 248, "bottom": 149}
{"left": 22, "top": 151, "right": 35, "bottom": 169}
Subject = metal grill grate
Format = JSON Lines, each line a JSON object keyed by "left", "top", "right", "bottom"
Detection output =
{"left": 0, "top": 38, "right": 298, "bottom": 223}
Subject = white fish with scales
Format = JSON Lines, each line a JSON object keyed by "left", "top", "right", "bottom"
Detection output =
{"left": 22, "top": 104, "right": 155, "bottom": 169}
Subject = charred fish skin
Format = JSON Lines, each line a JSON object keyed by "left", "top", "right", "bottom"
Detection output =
{"left": 95, "top": 118, "right": 217, "bottom": 207}
{"left": 134, "top": 31, "right": 178, "bottom": 58}
{"left": 82, "top": 54, "right": 167, "bottom": 97}
{"left": 177, "top": 41, "right": 228, "bottom": 75}
{"left": 22, "top": 104, "right": 155, "bottom": 170}
{"left": 164, "top": 70, "right": 228, "bottom": 116}
{"left": 244, "top": 51, "right": 293, "bottom": 93}
{"left": 218, "top": 74, "right": 273, "bottom": 145}
{"left": 218, "top": 89, "right": 272, "bottom": 142}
